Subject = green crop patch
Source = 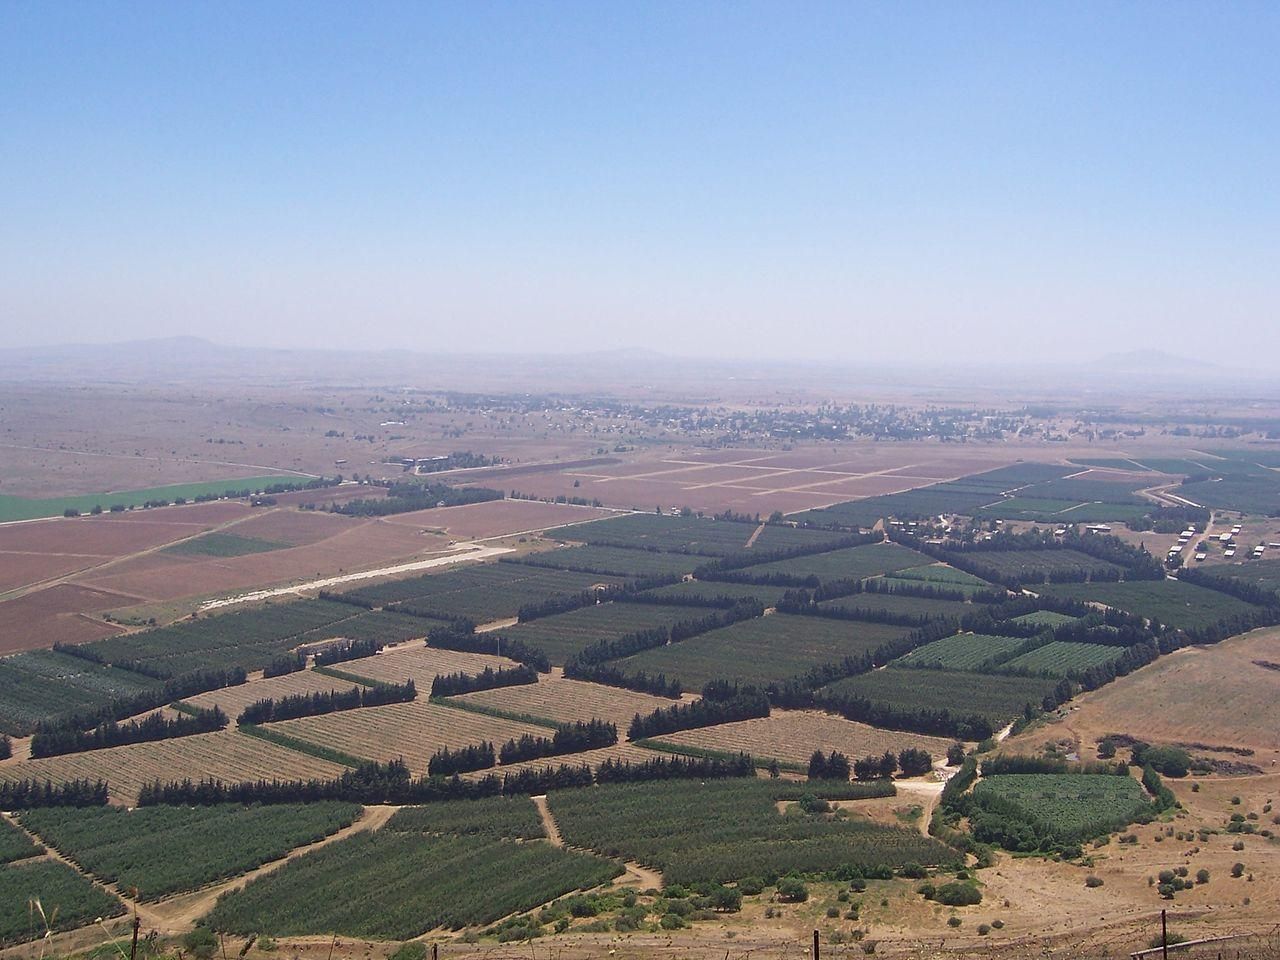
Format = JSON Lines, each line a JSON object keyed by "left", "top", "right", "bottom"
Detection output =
{"left": 548, "top": 778, "right": 957, "bottom": 886}
{"left": 998, "top": 642, "right": 1126, "bottom": 677}
{"left": 0, "top": 859, "right": 124, "bottom": 945}
{"left": 77, "top": 599, "right": 363, "bottom": 678}
{"left": 616, "top": 613, "right": 914, "bottom": 689}
{"left": 1039, "top": 579, "right": 1264, "bottom": 632}
{"left": 19, "top": 802, "right": 361, "bottom": 901}
{"left": 341, "top": 564, "right": 617, "bottom": 623}
{"left": 206, "top": 799, "right": 621, "bottom": 938}
{"left": 1187, "top": 560, "right": 1280, "bottom": 602}
{"left": 940, "top": 549, "right": 1123, "bottom": 582}
{"left": 0, "top": 476, "right": 309, "bottom": 523}
{"left": 729, "top": 543, "right": 929, "bottom": 584}
{"left": 969, "top": 773, "right": 1152, "bottom": 847}
{"left": 510, "top": 546, "right": 699, "bottom": 578}
{"left": 164, "top": 533, "right": 290, "bottom": 557}
{"left": 0, "top": 820, "right": 41, "bottom": 864}
{"left": 893, "top": 633, "right": 1026, "bottom": 672}
{"left": 497, "top": 602, "right": 701, "bottom": 664}
{"left": 0, "top": 650, "right": 164, "bottom": 736}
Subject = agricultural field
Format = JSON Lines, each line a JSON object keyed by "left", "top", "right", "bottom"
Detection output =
{"left": 999, "top": 641, "right": 1126, "bottom": 677}
{"left": 946, "top": 549, "right": 1124, "bottom": 581}
{"left": 454, "top": 674, "right": 676, "bottom": 729}
{"left": 163, "top": 532, "right": 289, "bottom": 558}
{"left": 0, "top": 730, "right": 347, "bottom": 805}
{"left": 0, "top": 649, "right": 163, "bottom": 735}
{"left": 18, "top": 802, "right": 361, "bottom": 901}
{"left": 726, "top": 543, "right": 929, "bottom": 584}
{"left": 1009, "top": 610, "right": 1080, "bottom": 628}
{"left": 510, "top": 545, "right": 699, "bottom": 578}
{"left": 1039, "top": 579, "right": 1265, "bottom": 631}
{"left": 793, "top": 485, "right": 1002, "bottom": 528}
{"left": 651, "top": 709, "right": 957, "bottom": 768}
{"left": 548, "top": 778, "right": 959, "bottom": 886}
{"left": 545, "top": 512, "right": 849, "bottom": 557}
{"left": 206, "top": 801, "right": 621, "bottom": 938}
{"left": 821, "top": 668, "right": 1062, "bottom": 729}
{"left": 0, "top": 859, "right": 124, "bottom": 945}
{"left": 0, "top": 819, "right": 42, "bottom": 864}
{"left": 893, "top": 633, "right": 1027, "bottom": 671}
{"left": 970, "top": 773, "right": 1151, "bottom": 842}
{"left": 1189, "top": 559, "right": 1280, "bottom": 603}
{"left": 341, "top": 564, "right": 615, "bottom": 623}
{"left": 0, "top": 475, "right": 306, "bottom": 524}
{"left": 269, "top": 699, "right": 549, "bottom": 774}
{"left": 294, "top": 609, "right": 443, "bottom": 646}
{"left": 77, "top": 598, "right": 362, "bottom": 677}
{"left": 817, "top": 592, "right": 974, "bottom": 622}
{"left": 637, "top": 579, "right": 793, "bottom": 606}
{"left": 181, "top": 669, "right": 352, "bottom": 717}
{"left": 494, "top": 602, "right": 700, "bottom": 664}
{"left": 616, "top": 613, "right": 915, "bottom": 689}
{"left": 328, "top": 642, "right": 513, "bottom": 689}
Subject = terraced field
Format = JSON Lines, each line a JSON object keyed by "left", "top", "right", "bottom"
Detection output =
{"left": 455, "top": 674, "right": 677, "bottom": 729}
{"left": 270, "top": 700, "right": 548, "bottom": 774}
{"left": 495, "top": 602, "right": 699, "bottom": 664}
{"left": 617, "top": 613, "right": 915, "bottom": 688}
{"left": 0, "top": 730, "right": 346, "bottom": 804}
{"left": 652, "top": 709, "right": 957, "bottom": 766}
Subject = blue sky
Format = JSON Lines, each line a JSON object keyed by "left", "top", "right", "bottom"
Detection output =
{"left": 2, "top": 2, "right": 1277, "bottom": 363}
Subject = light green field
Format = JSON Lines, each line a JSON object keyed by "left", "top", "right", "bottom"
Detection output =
{"left": 0, "top": 475, "right": 309, "bottom": 523}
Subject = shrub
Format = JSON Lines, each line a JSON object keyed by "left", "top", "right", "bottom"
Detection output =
{"left": 777, "top": 877, "right": 809, "bottom": 902}
{"left": 991, "top": 919, "right": 1004, "bottom": 929}
{"left": 1085, "top": 875, "right": 1104, "bottom": 888}
{"left": 660, "top": 913, "right": 685, "bottom": 930}
{"left": 738, "top": 876, "right": 765, "bottom": 896}
{"left": 947, "top": 917, "right": 962, "bottom": 928}
{"left": 389, "top": 945, "right": 426, "bottom": 960}
{"left": 934, "top": 882, "right": 981, "bottom": 906}
{"left": 1231, "top": 862, "right": 1245, "bottom": 878}
{"left": 977, "top": 923, "right": 991, "bottom": 935}
{"left": 826, "top": 906, "right": 840, "bottom": 918}
{"left": 1196, "top": 869, "right": 1210, "bottom": 884}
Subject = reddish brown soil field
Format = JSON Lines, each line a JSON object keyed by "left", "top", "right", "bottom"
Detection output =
{"left": 378, "top": 499, "right": 614, "bottom": 539}
{"left": 0, "top": 511, "right": 242, "bottom": 555}
{"left": 222, "top": 508, "right": 360, "bottom": 545}
{"left": 0, "top": 584, "right": 134, "bottom": 652}
{"left": 0, "top": 552, "right": 104, "bottom": 592}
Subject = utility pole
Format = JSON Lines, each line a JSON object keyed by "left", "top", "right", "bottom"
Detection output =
{"left": 813, "top": 928, "right": 820, "bottom": 960}
{"left": 1161, "top": 909, "right": 1169, "bottom": 960}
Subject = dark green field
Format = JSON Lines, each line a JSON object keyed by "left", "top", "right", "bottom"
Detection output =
{"left": 548, "top": 778, "right": 958, "bottom": 886}
{"left": 729, "top": 542, "right": 929, "bottom": 584}
{"left": 821, "top": 668, "right": 1061, "bottom": 728}
{"left": 817, "top": 592, "right": 973, "bottom": 622}
{"left": 0, "top": 650, "right": 163, "bottom": 735}
{"left": 1038, "top": 579, "right": 1264, "bottom": 631}
{"left": 510, "top": 546, "right": 700, "bottom": 578}
{"left": 206, "top": 799, "right": 620, "bottom": 937}
{"left": 0, "top": 860, "right": 124, "bottom": 945}
{"left": 341, "top": 564, "right": 618, "bottom": 622}
{"left": 19, "top": 802, "right": 361, "bottom": 901}
{"left": 496, "top": 601, "right": 703, "bottom": 663}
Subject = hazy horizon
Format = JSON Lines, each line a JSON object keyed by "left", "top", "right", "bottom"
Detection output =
{"left": 3, "top": 3, "right": 1278, "bottom": 366}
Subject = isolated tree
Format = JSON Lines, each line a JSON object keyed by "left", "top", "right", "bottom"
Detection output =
{"left": 946, "top": 742, "right": 966, "bottom": 766}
